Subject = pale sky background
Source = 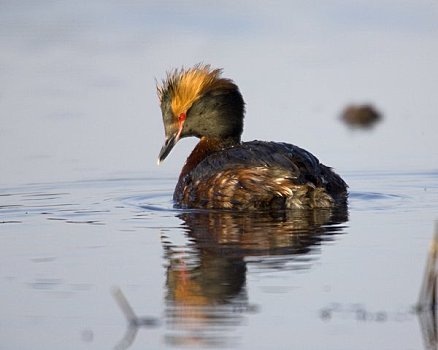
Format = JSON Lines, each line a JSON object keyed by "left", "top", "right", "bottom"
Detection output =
{"left": 1, "top": 1, "right": 438, "bottom": 186}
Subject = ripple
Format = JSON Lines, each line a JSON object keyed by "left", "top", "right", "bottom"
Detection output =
{"left": 349, "top": 191, "right": 408, "bottom": 211}
{"left": 119, "top": 192, "right": 175, "bottom": 212}
{"left": 350, "top": 191, "right": 405, "bottom": 201}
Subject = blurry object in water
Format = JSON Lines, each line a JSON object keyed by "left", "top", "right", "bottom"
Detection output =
{"left": 417, "top": 225, "right": 438, "bottom": 312}
{"left": 319, "top": 303, "right": 388, "bottom": 323}
{"left": 416, "top": 224, "right": 438, "bottom": 350}
{"left": 112, "top": 287, "right": 160, "bottom": 350}
{"left": 418, "top": 303, "right": 438, "bottom": 350}
{"left": 340, "top": 104, "right": 382, "bottom": 129}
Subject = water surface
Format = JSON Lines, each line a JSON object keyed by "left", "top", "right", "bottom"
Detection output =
{"left": 1, "top": 171, "right": 438, "bottom": 349}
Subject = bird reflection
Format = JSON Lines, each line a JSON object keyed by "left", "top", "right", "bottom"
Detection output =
{"left": 162, "top": 206, "right": 348, "bottom": 348}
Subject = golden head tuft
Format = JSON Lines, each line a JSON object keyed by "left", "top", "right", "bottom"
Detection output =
{"left": 156, "top": 64, "right": 236, "bottom": 117}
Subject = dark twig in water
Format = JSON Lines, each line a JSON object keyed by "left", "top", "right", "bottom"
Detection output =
{"left": 418, "top": 305, "right": 438, "bottom": 350}
{"left": 112, "top": 287, "right": 137, "bottom": 324}
{"left": 416, "top": 224, "right": 438, "bottom": 350}
{"left": 111, "top": 287, "right": 160, "bottom": 350}
{"left": 417, "top": 225, "right": 438, "bottom": 312}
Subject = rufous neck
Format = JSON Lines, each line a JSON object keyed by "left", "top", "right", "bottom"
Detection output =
{"left": 179, "top": 136, "right": 238, "bottom": 180}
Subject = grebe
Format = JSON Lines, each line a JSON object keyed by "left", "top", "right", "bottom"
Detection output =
{"left": 157, "top": 64, "right": 348, "bottom": 210}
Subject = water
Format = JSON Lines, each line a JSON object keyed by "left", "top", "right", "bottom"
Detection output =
{"left": 1, "top": 1, "right": 438, "bottom": 349}
{"left": 1, "top": 172, "right": 437, "bottom": 349}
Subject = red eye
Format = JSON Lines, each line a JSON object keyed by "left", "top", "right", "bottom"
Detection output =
{"left": 178, "top": 112, "right": 186, "bottom": 123}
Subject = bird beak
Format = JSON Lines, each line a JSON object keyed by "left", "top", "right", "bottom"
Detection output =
{"left": 157, "top": 118, "right": 185, "bottom": 165}
{"left": 157, "top": 132, "right": 179, "bottom": 164}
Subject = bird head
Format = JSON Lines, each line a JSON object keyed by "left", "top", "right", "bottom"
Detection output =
{"left": 156, "top": 64, "right": 245, "bottom": 164}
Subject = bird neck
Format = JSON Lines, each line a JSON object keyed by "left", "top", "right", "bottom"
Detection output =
{"left": 179, "top": 136, "right": 239, "bottom": 180}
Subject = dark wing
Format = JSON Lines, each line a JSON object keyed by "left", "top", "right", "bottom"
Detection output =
{"left": 174, "top": 141, "right": 347, "bottom": 209}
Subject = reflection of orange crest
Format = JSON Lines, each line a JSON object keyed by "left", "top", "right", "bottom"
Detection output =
{"left": 157, "top": 64, "right": 236, "bottom": 117}
{"left": 172, "top": 266, "right": 209, "bottom": 307}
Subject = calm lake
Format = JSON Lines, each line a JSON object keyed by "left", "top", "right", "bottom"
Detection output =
{"left": 1, "top": 2, "right": 438, "bottom": 349}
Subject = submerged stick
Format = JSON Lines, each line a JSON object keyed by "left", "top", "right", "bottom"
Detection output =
{"left": 418, "top": 223, "right": 438, "bottom": 312}
{"left": 112, "top": 286, "right": 160, "bottom": 350}
{"left": 112, "top": 286, "right": 138, "bottom": 324}
{"left": 416, "top": 224, "right": 438, "bottom": 350}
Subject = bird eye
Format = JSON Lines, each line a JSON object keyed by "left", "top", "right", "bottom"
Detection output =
{"left": 178, "top": 113, "right": 186, "bottom": 123}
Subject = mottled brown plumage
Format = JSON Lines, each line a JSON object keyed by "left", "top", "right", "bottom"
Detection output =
{"left": 157, "top": 64, "right": 348, "bottom": 210}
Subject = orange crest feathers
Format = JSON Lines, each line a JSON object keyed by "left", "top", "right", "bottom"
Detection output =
{"left": 157, "top": 64, "right": 236, "bottom": 116}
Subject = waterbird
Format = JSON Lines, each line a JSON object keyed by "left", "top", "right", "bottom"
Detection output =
{"left": 157, "top": 64, "right": 348, "bottom": 210}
